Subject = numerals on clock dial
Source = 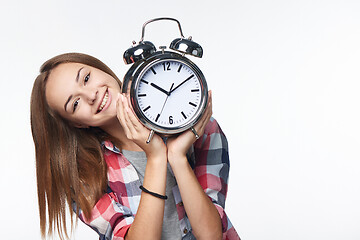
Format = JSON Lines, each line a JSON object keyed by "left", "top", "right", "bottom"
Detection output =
{"left": 136, "top": 60, "right": 202, "bottom": 128}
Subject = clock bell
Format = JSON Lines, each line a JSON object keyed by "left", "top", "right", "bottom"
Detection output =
{"left": 123, "top": 17, "right": 203, "bottom": 64}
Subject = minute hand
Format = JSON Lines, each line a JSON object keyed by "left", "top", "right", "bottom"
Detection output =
{"left": 169, "top": 74, "right": 194, "bottom": 94}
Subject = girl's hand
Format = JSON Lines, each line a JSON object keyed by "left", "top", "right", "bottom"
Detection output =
{"left": 166, "top": 91, "right": 213, "bottom": 163}
{"left": 116, "top": 93, "right": 166, "bottom": 158}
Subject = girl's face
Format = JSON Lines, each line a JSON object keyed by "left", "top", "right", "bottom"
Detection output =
{"left": 45, "top": 63, "right": 121, "bottom": 128}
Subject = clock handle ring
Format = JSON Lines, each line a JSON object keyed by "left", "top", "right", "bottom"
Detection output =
{"left": 146, "top": 130, "right": 155, "bottom": 144}
{"left": 139, "top": 17, "right": 185, "bottom": 43}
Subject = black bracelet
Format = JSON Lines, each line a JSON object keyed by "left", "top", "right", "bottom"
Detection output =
{"left": 139, "top": 185, "right": 168, "bottom": 200}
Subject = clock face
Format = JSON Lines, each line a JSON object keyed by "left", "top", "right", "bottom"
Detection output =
{"left": 134, "top": 59, "right": 205, "bottom": 132}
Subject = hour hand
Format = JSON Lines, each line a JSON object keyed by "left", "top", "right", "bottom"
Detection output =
{"left": 150, "top": 83, "right": 170, "bottom": 96}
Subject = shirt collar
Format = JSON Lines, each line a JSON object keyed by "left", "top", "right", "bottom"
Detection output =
{"left": 102, "top": 140, "right": 121, "bottom": 154}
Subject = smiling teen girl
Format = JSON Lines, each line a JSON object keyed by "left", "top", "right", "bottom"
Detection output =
{"left": 31, "top": 53, "right": 240, "bottom": 240}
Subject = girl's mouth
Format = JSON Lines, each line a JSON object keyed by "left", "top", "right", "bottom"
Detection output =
{"left": 97, "top": 89, "right": 110, "bottom": 113}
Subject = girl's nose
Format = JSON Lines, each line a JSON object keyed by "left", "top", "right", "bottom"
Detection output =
{"left": 83, "top": 88, "right": 98, "bottom": 105}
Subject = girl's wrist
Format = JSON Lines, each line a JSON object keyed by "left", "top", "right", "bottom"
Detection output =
{"left": 140, "top": 134, "right": 167, "bottom": 159}
{"left": 146, "top": 147, "right": 167, "bottom": 162}
{"left": 167, "top": 152, "right": 188, "bottom": 168}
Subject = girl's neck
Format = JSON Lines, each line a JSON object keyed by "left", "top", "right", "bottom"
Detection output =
{"left": 100, "top": 118, "right": 143, "bottom": 152}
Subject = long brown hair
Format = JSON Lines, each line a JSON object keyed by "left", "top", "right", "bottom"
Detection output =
{"left": 30, "top": 53, "right": 122, "bottom": 239}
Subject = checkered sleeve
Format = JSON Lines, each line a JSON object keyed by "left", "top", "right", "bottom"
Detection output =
{"left": 193, "top": 117, "right": 240, "bottom": 240}
{"left": 76, "top": 189, "right": 134, "bottom": 240}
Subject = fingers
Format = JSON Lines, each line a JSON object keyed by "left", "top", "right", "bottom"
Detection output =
{"left": 116, "top": 93, "right": 131, "bottom": 135}
{"left": 122, "top": 94, "right": 137, "bottom": 134}
{"left": 200, "top": 90, "right": 213, "bottom": 128}
{"left": 117, "top": 93, "right": 150, "bottom": 142}
{"left": 202, "top": 90, "right": 213, "bottom": 126}
{"left": 124, "top": 94, "right": 144, "bottom": 130}
{"left": 117, "top": 93, "right": 138, "bottom": 138}
{"left": 191, "top": 90, "right": 213, "bottom": 139}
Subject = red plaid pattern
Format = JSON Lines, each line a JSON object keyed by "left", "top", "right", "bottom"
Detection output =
{"left": 78, "top": 118, "right": 240, "bottom": 239}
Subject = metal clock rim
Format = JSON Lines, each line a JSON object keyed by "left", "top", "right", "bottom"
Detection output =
{"left": 129, "top": 52, "right": 208, "bottom": 135}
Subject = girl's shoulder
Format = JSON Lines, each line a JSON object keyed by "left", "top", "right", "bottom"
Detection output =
{"left": 203, "top": 117, "right": 225, "bottom": 136}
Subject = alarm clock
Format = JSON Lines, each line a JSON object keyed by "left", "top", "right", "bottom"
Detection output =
{"left": 122, "top": 17, "right": 208, "bottom": 143}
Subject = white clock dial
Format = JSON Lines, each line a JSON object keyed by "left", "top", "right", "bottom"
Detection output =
{"left": 136, "top": 60, "right": 203, "bottom": 129}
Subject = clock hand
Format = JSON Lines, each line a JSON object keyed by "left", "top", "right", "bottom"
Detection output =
{"left": 150, "top": 83, "right": 170, "bottom": 96}
{"left": 157, "top": 83, "right": 174, "bottom": 120}
{"left": 169, "top": 74, "right": 194, "bottom": 94}
{"left": 145, "top": 83, "right": 173, "bottom": 144}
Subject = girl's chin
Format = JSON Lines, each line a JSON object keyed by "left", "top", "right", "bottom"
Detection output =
{"left": 97, "top": 113, "right": 118, "bottom": 126}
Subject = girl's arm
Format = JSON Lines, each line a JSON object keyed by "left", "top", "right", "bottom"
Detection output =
{"left": 117, "top": 93, "right": 168, "bottom": 240}
{"left": 167, "top": 92, "right": 223, "bottom": 240}
{"left": 168, "top": 156, "right": 223, "bottom": 240}
{"left": 125, "top": 153, "right": 167, "bottom": 240}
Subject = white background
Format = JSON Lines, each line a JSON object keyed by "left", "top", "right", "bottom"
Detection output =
{"left": 1, "top": 0, "right": 360, "bottom": 239}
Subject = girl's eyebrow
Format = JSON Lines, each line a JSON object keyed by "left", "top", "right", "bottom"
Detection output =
{"left": 64, "top": 67, "right": 84, "bottom": 112}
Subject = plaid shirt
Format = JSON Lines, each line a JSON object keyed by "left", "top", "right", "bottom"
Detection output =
{"left": 77, "top": 118, "right": 240, "bottom": 240}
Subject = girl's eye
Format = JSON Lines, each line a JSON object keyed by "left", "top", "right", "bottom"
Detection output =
{"left": 84, "top": 73, "right": 90, "bottom": 84}
{"left": 73, "top": 99, "right": 79, "bottom": 112}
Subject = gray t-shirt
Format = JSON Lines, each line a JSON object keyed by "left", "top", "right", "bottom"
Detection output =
{"left": 122, "top": 150, "right": 182, "bottom": 240}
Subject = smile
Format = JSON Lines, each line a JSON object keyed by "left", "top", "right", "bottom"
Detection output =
{"left": 97, "top": 90, "right": 109, "bottom": 113}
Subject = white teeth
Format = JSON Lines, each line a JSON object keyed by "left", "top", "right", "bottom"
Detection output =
{"left": 98, "top": 91, "right": 108, "bottom": 112}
